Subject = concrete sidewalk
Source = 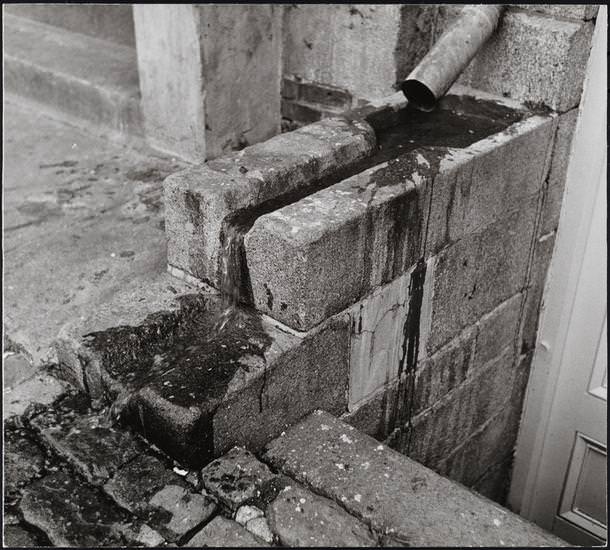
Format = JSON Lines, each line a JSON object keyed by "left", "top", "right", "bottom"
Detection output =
{"left": 3, "top": 98, "right": 187, "bottom": 367}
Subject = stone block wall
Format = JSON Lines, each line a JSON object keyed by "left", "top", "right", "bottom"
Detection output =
{"left": 281, "top": 4, "right": 596, "bottom": 126}
{"left": 160, "top": 4, "right": 591, "bottom": 504}
{"left": 163, "top": 78, "right": 584, "bottom": 502}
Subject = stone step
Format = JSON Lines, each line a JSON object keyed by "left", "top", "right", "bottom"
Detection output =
{"left": 55, "top": 289, "right": 351, "bottom": 468}
{"left": 4, "top": 4, "right": 136, "bottom": 47}
{"left": 263, "top": 410, "right": 567, "bottom": 547}
{"left": 3, "top": 14, "right": 142, "bottom": 137}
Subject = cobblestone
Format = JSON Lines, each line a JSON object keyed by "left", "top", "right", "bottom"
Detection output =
{"left": 201, "top": 447, "right": 276, "bottom": 511}
{"left": 184, "top": 516, "right": 269, "bottom": 547}
{"left": 267, "top": 484, "right": 377, "bottom": 547}
{"left": 105, "top": 453, "right": 217, "bottom": 542}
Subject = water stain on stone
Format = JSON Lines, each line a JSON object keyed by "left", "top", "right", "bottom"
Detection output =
{"left": 39, "top": 160, "right": 78, "bottom": 169}
{"left": 83, "top": 295, "right": 274, "bottom": 467}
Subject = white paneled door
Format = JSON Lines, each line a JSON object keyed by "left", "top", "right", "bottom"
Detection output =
{"left": 509, "top": 6, "right": 607, "bottom": 547}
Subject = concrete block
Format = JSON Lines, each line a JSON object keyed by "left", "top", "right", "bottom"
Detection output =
{"left": 211, "top": 314, "right": 351, "bottom": 456}
{"left": 428, "top": 206, "right": 537, "bottom": 353}
{"left": 247, "top": 108, "right": 551, "bottom": 332}
{"left": 426, "top": 115, "right": 556, "bottom": 254}
{"left": 245, "top": 152, "right": 431, "bottom": 331}
{"left": 438, "top": 405, "right": 520, "bottom": 489}
{"left": 264, "top": 410, "right": 566, "bottom": 547}
{"left": 406, "top": 348, "right": 517, "bottom": 469}
{"left": 283, "top": 77, "right": 354, "bottom": 110}
{"left": 283, "top": 5, "right": 437, "bottom": 100}
{"left": 164, "top": 116, "right": 375, "bottom": 285}
{"left": 348, "top": 270, "right": 412, "bottom": 408}
{"left": 184, "top": 516, "right": 269, "bottom": 547}
{"left": 516, "top": 5, "right": 599, "bottom": 21}
{"left": 266, "top": 484, "right": 376, "bottom": 546}
{"left": 540, "top": 109, "right": 579, "bottom": 235}
{"left": 342, "top": 384, "right": 400, "bottom": 442}
{"left": 283, "top": 5, "right": 401, "bottom": 99}
{"left": 61, "top": 290, "right": 349, "bottom": 467}
{"left": 4, "top": 14, "right": 142, "bottom": 136}
{"left": 473, "top": 293, "right": 523, "bottom": 369}
{"left": 451, "top": 10, "right": 595, "bottom": 112}
{"left": 413, "top": 327, "right": 477, "bottom": 416}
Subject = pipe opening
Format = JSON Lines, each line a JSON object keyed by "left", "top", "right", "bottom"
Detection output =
{"left": 401, "top": 80, "right": 437, "bottom": 112}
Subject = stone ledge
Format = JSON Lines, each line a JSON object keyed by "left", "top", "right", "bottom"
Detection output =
{"left": 263, "top": 410, "right": 567, "bottom": 547}
{"left": 164, "top": 116, "right": 375, "bottom": 286}
{"left": 246, "top": 112, "right": 554, "bottom": 331}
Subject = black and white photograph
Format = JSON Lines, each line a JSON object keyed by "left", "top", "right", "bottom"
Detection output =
{"left": 2, "top": 3, "right": 607, "bottom": 547}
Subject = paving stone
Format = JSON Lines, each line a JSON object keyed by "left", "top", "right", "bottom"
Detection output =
{"left": 104, "top": 453, "right": 217, "bottom": 542}
{"left": 246, "top": 516, "right": 274, "bottom": 544}
{"left": 3, "top": 352, "right": 38, "bottom": 389}
{"left": 30, "top": 408, "right": 143, "bottom": 485}
{"left": 184, "top": 516, "right": 269, "bottom": 547}
{"left": 4, "top": 423, "right": 47, "bottom": 500}
{"left": 201, "top": 447, "right": 276, "bottom": 511}
{"left": 19, "top": 471, "right": 160, "bottom": 547}
{"left": 267, "top": 484, "right": 377, "bottom": 547}
{"left": 264, "top": 410, "right": 566, "bottom": 547}
{"left": 3, "top": 524, "right": 50, "bottom": 547}
{"left": 235, "top": 504, "right": 264, "bottom": 525}
{"left": 3, "top": 373, "right": 66, "bottom": 420}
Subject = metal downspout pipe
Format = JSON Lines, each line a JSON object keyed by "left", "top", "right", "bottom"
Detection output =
{"left": 400, "top": 5, "right": 505, "bottom": 111}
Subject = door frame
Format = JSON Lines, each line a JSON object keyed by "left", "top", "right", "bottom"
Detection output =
{"left": 508, "top": 4, "right": 607, "bottom": 526}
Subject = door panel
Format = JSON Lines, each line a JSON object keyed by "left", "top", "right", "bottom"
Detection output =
{"left": 508, "top": 6, "right": 607, "bottom": 546}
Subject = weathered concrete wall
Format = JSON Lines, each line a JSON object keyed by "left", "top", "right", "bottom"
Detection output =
{"left": 134, "top": 5, "right": 282, "bottom": 162}
{"left": 283, "top": 5, "right": 433, "bottom": 100}
{"left": 281, "top": 4, "right": 436, "bottom": 127}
